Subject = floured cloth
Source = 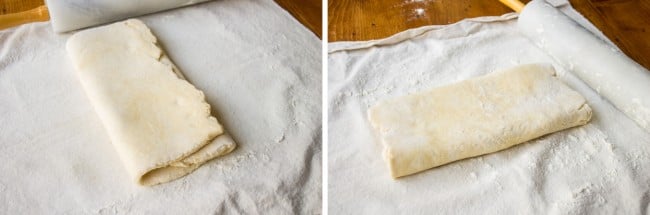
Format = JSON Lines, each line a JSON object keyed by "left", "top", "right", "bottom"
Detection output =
{"left": 0, "top": 0, "right": 321, "bottom": 214}
{"left": 328, "top": 1, "right": 650, "bottom": 214}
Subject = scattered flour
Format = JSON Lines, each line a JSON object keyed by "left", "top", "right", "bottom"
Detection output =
{"left": 328, "top": 2, "right": 650, "bottom": 214}
{"left": 404, "top": 0, "right": 430, "bottom": 3}
{"left": 398, "top": 0, "right": 434, "bottom": 21}
{"left": 0, "top": 0, "right": 321, "bottom": 214}
{"left": 414, "top": 8, "right": 425, "bottom": 16}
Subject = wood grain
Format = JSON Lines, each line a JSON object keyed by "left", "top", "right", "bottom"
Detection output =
{"left": 570, "top": 0, "right": 650, "bottom": 70}
{"left": 0, "top": 0, "right": 43, "bottom": 15}
{"left": 328, "top": 0, "right": 530, "bottom": 41}
{"left": 274, "top": 0, "right": 322, "bottom": 38}
{"left": 328, "top": 0, "right": 650, "bottom": 70}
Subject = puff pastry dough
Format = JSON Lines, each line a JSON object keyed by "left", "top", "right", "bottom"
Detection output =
{"left": 67, "top": 19, "right": 236, "bottom": 186}
{"left": 368, "top": 64, "right": 592, "bottom": 178}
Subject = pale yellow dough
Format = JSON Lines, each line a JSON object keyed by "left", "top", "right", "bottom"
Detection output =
{"left": 368, "top": 64, "right": 592, "bottom": 178}
{"left": 67, "top": 19, "right": 236, "bottom": 186}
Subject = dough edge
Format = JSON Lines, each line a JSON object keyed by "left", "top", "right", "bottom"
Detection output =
{"left": 368, "top": 64, "right": 592, "bottom": 178}
{"left": 67, "top": 19, "right": 238, "bottom": 186}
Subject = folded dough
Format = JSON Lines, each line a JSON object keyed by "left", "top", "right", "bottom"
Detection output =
{"left": 67, "top": 19, "right": 236, "bottom": 186}
{"left": 368, "top": 64, "right": 592, "bottom": 178}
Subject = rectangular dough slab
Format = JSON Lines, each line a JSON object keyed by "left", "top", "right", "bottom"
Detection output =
{"left": 368, "top": 64, "right": 592, "bottom": 178}
{"left": 67, "top": 19, "right": 236, "bottom": 186}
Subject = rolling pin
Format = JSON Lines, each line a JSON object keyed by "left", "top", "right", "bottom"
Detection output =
{"left": 0, "top": 5, "right": 49, "bottom": 30}
{"left": 500, "top": 0, "right": 650, "bottom": 133}
{"left": 0, "top": 0, "right": 214, "bottom": 32}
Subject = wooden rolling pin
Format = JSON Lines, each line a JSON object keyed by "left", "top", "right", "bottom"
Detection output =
{"left": 499, "top": 0, "right": 525, "bottom": 13}
{"left": 0, "top": 5, "right": 49, "bottom": 30}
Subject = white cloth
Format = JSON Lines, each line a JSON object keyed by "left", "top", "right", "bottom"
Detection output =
{"left": 0, "top": 0, "right": 321, "bottom": 213}
{"left": 328, "top": 1, "right": 650, "bottom": 214}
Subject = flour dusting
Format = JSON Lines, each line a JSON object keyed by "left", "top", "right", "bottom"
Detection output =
{"left": 414, "top": 8, "right": 425, "bottom": 16}
{"left": 0, "top": 0, "right": 321, "bottom": 214}
{"left": 328, "top": 2, "right": 650, "bottom": 214}
{"left": 400, "top": 0, "right": 433, "bottom": 21}
{"left": 404, "top": 0, "right": 430, "bottom": 3}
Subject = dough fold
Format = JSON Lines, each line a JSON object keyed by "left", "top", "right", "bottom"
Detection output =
{"left": 67, "top": 19, "right": 236, "bottom": 186}
{"left": 368, "top": 64, "right": 592, "bottom": 178}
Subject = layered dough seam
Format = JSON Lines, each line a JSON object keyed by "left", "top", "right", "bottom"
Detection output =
{"left": 368, "top": 64, "right": 592, "bottom": 178}
{"left": 67, "top": 19, "right": 236, "bottom": 186}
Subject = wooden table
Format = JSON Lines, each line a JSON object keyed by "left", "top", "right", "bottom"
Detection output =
{"left": 0, "top": 0, "right": 323, "bottom": 38}
{"left": 275, "top": 0, "right": 322, "bottom": 38}
{"left": 329, "top": 0, "right": 650, "bottom": 70}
